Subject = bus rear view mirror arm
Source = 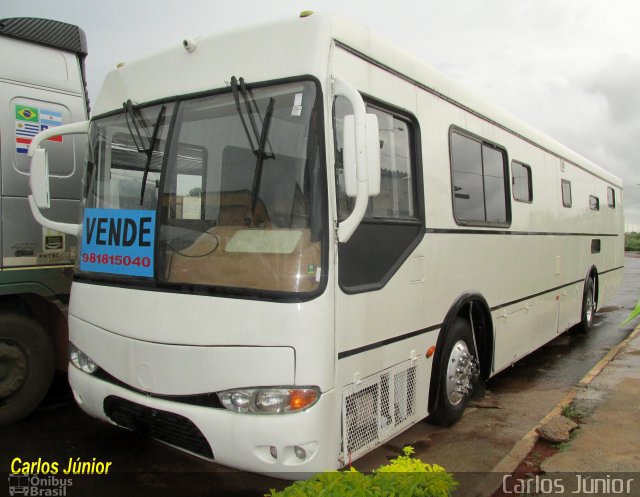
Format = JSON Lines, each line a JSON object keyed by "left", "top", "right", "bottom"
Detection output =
{"left": 332, "top": 77, "right": 381, "bottom": 243}
{"left": 28, "top": 120, "right": 89, "bottom": 236}
{"left": 29, "top": 149, "right": 50, "bottom": 209}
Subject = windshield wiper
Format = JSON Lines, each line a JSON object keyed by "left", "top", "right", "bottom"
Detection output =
{"left": 123, "top": 99, "right": 150, "bottom": 153}
{"left": 229, "top": 76, "right": 277, "bottom": 220}
{"left": 230, "top": 76, "right": 275, "bottom": 160}
{"left": 122, "top": 101, "right": 166, "bottom": 205}
{"left": 139, "top": 105, "right": 166, "bottom": 206}
{"left": 230, "top": 76, "right": 257, "bottom": 153}
{"left": 251, "top": 97, "right": 274, "bottom": 215}
{"left": 240, "top": 78, "right": 264, "bottom": 154}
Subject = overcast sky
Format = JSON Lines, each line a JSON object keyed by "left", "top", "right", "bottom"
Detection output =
{"left": 5, "top": 0, "right": 640, "bottom": 228}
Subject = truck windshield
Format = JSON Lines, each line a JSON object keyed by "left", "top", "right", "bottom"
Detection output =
{"left": 83, "top": 80, "right": 326, "bottom": 297}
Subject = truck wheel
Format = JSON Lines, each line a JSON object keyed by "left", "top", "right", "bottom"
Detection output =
{"left": 0, "top": 315, "right": 55, "bottom": 427}
{"left": 428, "top": 317, "right": 480, "bottom": 427}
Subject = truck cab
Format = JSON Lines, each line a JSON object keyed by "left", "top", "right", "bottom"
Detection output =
{"left": 0, "top": 17, "right": 89, "bottom": 426}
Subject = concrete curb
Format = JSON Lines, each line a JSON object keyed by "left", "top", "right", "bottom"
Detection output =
{"left": 472, "top": 322, "right": 640, "bottom": 497}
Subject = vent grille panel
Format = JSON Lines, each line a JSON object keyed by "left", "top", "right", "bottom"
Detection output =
{"left": 104, "top": 396, "right": 213, "bottom": 459}
{"left": 341, "top": 360, "right": 418, "bottom": 463}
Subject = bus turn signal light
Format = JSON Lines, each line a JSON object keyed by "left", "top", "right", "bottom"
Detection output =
{"left": 426, "top": 346, "right": 436, "bottom": 358}
{"left": 289, "top": 389, "right": 318, "bottom": 411}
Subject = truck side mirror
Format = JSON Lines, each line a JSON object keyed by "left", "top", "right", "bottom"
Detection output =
{"left": 29, "top": 149, "right": 51, "bottom": 209}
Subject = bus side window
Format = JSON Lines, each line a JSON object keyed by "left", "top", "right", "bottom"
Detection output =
{"left": 561, "top": 179, "right": 572, "bottom": 208}
{"left": 450, "top": 129, "right": 510, "bottom": 226}
{"left": 512, "top": 161, "right": 533, "bottom": 203}
{"left": 607, "top": 187, "right": 616, "bottom": 208}
{"left": 334, "top": 98, "right": 419, "bottom": 223}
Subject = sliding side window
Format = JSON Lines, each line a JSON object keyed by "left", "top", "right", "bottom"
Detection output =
{"left": 450, "top": 129, "right": 510, "bottom": 226}
{"left": 512, "top": 161, "right": 533, "bottom": 203}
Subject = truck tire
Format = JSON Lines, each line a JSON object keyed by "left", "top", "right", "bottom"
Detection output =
{"left": 0, "top": 314, "right": 55, "bottom": 427}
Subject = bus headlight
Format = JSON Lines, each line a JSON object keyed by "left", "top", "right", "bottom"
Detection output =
{"left": 218, "top": 387, "right": 319, "bottom": 414}
{"left": 69, "top": 343, "right": 99, "bottom": 374}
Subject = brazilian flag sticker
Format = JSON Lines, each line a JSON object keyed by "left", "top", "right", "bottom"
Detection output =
{"left": 16, "top": 105, "right": 39, "bottom": 122}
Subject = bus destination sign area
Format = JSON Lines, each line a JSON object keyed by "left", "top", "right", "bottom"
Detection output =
{"left": 80, "top": 208, "right": 155, "bottom": 277}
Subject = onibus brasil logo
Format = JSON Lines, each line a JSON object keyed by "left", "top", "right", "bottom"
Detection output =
{"left": 8, "top": 474, "right": 72, "bottom": 496}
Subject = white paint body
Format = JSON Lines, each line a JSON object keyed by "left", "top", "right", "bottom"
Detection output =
{"left": 65, "top": 13, "right": 623, "bottom": 476}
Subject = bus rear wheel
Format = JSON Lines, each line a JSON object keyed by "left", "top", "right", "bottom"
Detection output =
{"left": 577, "top": 277, "right": 596, "bottom": 334}
{"left": 429, "top": 317, "right": 480, "bottom": 427}
{"left": 0, "top": 315, "right": 55, "bottom": 427}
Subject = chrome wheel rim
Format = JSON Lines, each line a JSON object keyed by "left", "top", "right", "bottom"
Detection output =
{"left": 446, "top": 340, "right": 479, "bottom": 405}
{"left": 585, "top": 283, "right": 595, "bottom": 325}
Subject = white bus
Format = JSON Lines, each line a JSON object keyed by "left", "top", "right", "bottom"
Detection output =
{"left": 27, "top": 12, "right": 623, "bottom": 476}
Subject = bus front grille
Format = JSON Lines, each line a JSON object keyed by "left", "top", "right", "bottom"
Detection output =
{"left": 104, "top": 396, "right": 214, "bottom": 459}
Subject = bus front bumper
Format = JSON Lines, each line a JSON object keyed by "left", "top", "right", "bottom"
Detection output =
{"left": 68, "top": 366, "right": 338, "bottom": 478}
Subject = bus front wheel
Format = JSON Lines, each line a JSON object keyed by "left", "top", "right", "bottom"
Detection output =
{"left": 428, "top": 317, "right": 480, "bottom": 427}
{"left": 0, "top": 315, "right": 55, "bottom": 427}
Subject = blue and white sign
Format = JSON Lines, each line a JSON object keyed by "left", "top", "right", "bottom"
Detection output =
{"left": 80, "top": 208, "right": 156, "bottom": 277}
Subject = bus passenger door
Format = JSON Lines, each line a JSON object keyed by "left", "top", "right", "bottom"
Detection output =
{"left": 330, "top": 53, "right": 430, "bottom": 460}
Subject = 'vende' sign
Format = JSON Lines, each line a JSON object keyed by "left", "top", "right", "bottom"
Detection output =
{"left": 80, "top": 208, "right": 155, "bottom": 277}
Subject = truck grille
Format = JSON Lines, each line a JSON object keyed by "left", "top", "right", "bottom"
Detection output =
{"left": 104, "top": 396, "right": 213, "bottom": 459}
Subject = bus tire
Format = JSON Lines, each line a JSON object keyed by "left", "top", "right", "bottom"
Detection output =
{"left": 577, "top": 277, "right": 596, "bottom": 334}
{"left": 0, "top": 314, "right": 55, "bottom": 427}
{"left": 428, "top": 317, "right": 480, "bottom": 427}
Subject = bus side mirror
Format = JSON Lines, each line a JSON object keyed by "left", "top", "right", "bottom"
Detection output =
{"left": 27, "top": 120, "right": 89, "bottom": 236}
{"left": 30, "top": 149, "right": 51, "bottom": 209}
{"left": 342, "top": 114, "right": 357, "bottom": 197}
{"left": 365, "top": 113, "right": 381, "bottom": 197}
{"left": 342, "top": 113, "right": 381, "bottom": 198}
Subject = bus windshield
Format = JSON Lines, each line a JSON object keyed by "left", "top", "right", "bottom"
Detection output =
{"left": 82, "top": 80, "right": 325, "bottom": 296}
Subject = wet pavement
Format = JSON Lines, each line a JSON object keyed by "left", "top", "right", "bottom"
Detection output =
{"left": 1, "top": 255, "right": 639, "bottom": 496}
{"left": 539, "top": 328, "right": 640, "bottom": 473}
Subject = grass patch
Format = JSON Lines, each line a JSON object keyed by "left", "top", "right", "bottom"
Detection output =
{"left": 554, "top": 427, "right": 580, "bottom": 451}
{"left": 561, "top": 404, "right": 587, "bottom": 422}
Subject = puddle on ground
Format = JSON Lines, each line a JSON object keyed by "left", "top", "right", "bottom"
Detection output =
{"left": 597, "top": 306, "right": 621, "bottom": 313}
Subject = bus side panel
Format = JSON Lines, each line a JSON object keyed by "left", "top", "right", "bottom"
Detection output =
{"left": 330, "top": 43, "right": 625, "bottom": 463}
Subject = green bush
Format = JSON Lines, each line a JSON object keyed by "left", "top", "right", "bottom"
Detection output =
{"left": 625, "top": 232, "right": 640, "bottom": 251}
{"left": 265, "top": 446, "right": 458, "bottom": 497}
